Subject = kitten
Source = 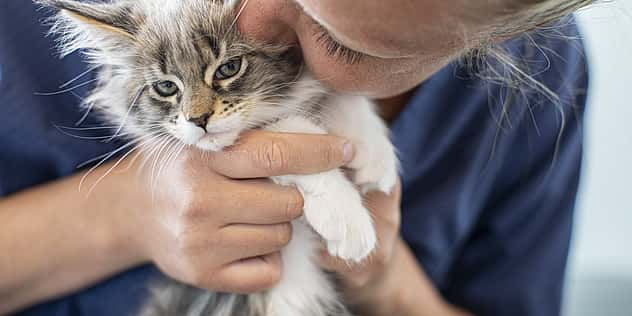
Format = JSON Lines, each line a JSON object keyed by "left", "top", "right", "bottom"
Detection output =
{"left": 37, "top": 0, "right": 398, "bottom": 315}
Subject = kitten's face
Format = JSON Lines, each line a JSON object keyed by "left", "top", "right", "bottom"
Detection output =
{"left": 43, "top": 0, "right": 305, "bottom": 151}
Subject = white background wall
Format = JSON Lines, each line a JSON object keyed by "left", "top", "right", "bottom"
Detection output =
{"left": 564, "top": 1, "right": 632, "bottom": 315}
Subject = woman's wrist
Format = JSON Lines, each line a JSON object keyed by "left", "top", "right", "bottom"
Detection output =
{"left": 82, "top": 158, "right": 151, "bottom": 268}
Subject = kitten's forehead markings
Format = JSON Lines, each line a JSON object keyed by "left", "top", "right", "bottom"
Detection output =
{"left": 207, "top": 35, "right": 221, "bottom": 59}
{"left": 156, "top": 43, "right": 169, "bottom": 74}
{"left": 203, "top": 42, "right": 228, "bottom": 87}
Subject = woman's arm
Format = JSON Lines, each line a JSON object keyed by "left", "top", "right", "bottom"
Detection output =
{"left": 0, "top": 159, "right": 144, "bottom": 314}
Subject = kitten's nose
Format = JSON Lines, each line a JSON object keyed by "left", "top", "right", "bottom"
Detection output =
{"left": 188, "top": 113, "right": 211, "bottom": 130}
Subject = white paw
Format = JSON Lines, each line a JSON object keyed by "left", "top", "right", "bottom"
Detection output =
{"left": 302, "top": 183, "right": 377, "bottom": 262}
{"left": 351, "top": 142, "right": 399, "bottom": 194}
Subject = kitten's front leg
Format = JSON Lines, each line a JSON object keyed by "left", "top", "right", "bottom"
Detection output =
{"left": 323, "top": 94, "right": 399, "bottom": 194}
{"left": 275, "top": 170, "right": 376, "bottom": 261}
{"left": 267, "top": 117, "right": 376, "bottom": 262}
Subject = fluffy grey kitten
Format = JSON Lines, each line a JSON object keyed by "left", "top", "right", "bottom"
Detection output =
{"left": 37, "top": 0, "right": 398, "bottom": 315}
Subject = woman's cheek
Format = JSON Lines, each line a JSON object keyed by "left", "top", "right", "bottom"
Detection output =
{"left": 295, "top": 24, "right": 445, "bottom": 97}
{"left": 302, "top": 49, "right": 429, "bottom": 97}
{"left": 298, "top": 39, "right": 389, "bottom": 96}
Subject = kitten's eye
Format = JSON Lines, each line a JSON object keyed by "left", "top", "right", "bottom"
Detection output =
{"left": 214, "top": 58, "right": 242, "bottom": 80}
{"left": 153, "top": 80, "right": 179, "bottom": 97}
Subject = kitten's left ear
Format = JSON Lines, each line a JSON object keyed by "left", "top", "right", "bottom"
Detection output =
{"left": 36, "top": 0, "right": 142, "bottom": 57}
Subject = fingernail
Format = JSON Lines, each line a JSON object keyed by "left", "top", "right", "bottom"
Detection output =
{"left": 342, "top": 141, "right": 355, "bottom": 163}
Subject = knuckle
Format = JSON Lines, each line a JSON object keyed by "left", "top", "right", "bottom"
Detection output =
{"left": 179, "top": 190, "right": 212, "bottom": 220}
{"left": 255, "top": 139, "right": 290, "bottom": 174}
{"left": 180, "top": 203, "right": 206, "bottom": 222}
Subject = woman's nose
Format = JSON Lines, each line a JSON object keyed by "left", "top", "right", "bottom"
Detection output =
{"left": 236, "top": 0, "right": 299, "bottom": 45}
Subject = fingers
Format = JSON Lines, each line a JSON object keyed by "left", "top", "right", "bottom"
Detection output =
{"left": 218, "top": 223, "right": 293, "bottom": 260}
{"left": 181, "top": 224, "right": 290, "bottom": 292}
{"left": 215, "top": 180, "right": 304, "bottom": 225}
{"left": 209, "top": 131, "right": 354, "bottom": 179}
{"left": 215, "top": 253, "right": 283, "bottom": 293}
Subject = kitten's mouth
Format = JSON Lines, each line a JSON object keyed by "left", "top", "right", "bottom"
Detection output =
{"left": 175, "top": 115, "right": 243, "bottom": 152}
{"left": 194, "top": 130, "right": 241, "bottom": 152}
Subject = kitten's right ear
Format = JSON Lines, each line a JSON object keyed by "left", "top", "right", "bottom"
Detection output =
{"left": 36, "top": 0, "right": 142, "bottom": 57}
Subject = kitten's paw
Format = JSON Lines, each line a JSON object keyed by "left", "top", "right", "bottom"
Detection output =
{"left": 352, "top": 143, "right": 399, "bottom": 194}
{"left": 303, "top": 185, "right": 377, "bottom": 262}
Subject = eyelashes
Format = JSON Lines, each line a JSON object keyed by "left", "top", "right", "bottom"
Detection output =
{"left": 313, "top": 24, "right": 365, "bottom": 65}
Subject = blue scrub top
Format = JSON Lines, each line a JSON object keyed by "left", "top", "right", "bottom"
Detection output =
{"left": 0, "top": 1, "right": 588, "bottom": 316}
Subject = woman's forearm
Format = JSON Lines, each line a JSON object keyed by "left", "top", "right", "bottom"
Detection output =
{"left": 0, "top": 161, "right": 145, "bottom": 314}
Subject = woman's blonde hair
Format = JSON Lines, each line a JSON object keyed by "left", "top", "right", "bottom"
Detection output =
{"left": 492, "top": 0, "right": 595, "bottom": 37}
{"left": 462, "top": 0, "right": 594, "bottom": 165}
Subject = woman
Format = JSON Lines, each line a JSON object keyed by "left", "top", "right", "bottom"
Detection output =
{"left": 0, "top": 0, "right": 590, "bottom": 315}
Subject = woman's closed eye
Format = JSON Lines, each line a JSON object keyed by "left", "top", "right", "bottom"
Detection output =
{"left": 313, "top": 23, "right": 366, "bottom": 65}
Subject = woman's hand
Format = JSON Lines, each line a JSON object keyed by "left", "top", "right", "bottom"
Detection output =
{"left": 122, "top": 131, "right": 354, "bottom": 293}
{"left": 0, "top": 130, "right": 354, "bottom": 314}
{"left": 318, "top": 182, "right": 472, "bottom": 316}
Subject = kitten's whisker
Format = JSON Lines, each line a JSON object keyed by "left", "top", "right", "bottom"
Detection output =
{"left": 53, "top": 125, "right": 124, "bottom": 141}
{"left": 60, "top": 66, "right": 99, "bottom": 89}
{"left": 76, "top": 131, "right": 162, "bottom": 171}
{"left": 138, "top": 135, "right": 170, "bottom": 182}
{"left": 149, "top": 136, "right": 175, "bottom": 189}
{"left": 154, "top": 138, "right": 182, "bottom": 190}
{"left": 107, "top": 85, "right": 147, "bottom": 142}
{"left": 78, "top": 140, "right": 139, "bottom": 192}
{"left": 55, "top": 125, "right": 120, "bottom": 131}
{"left": 85, "top": 145, "right": 141, "bottom": 197}
{"left": 150, "top": 136, "right": 176, "bottom": 192}
{"left": 227, "top": 0, "right": 250, "bottom": 35}
{"left": 34, "top": 78, "right": 99, "bottom": 96}
{"left": 74, "top": 97, "right": 95, "bottom": 126}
